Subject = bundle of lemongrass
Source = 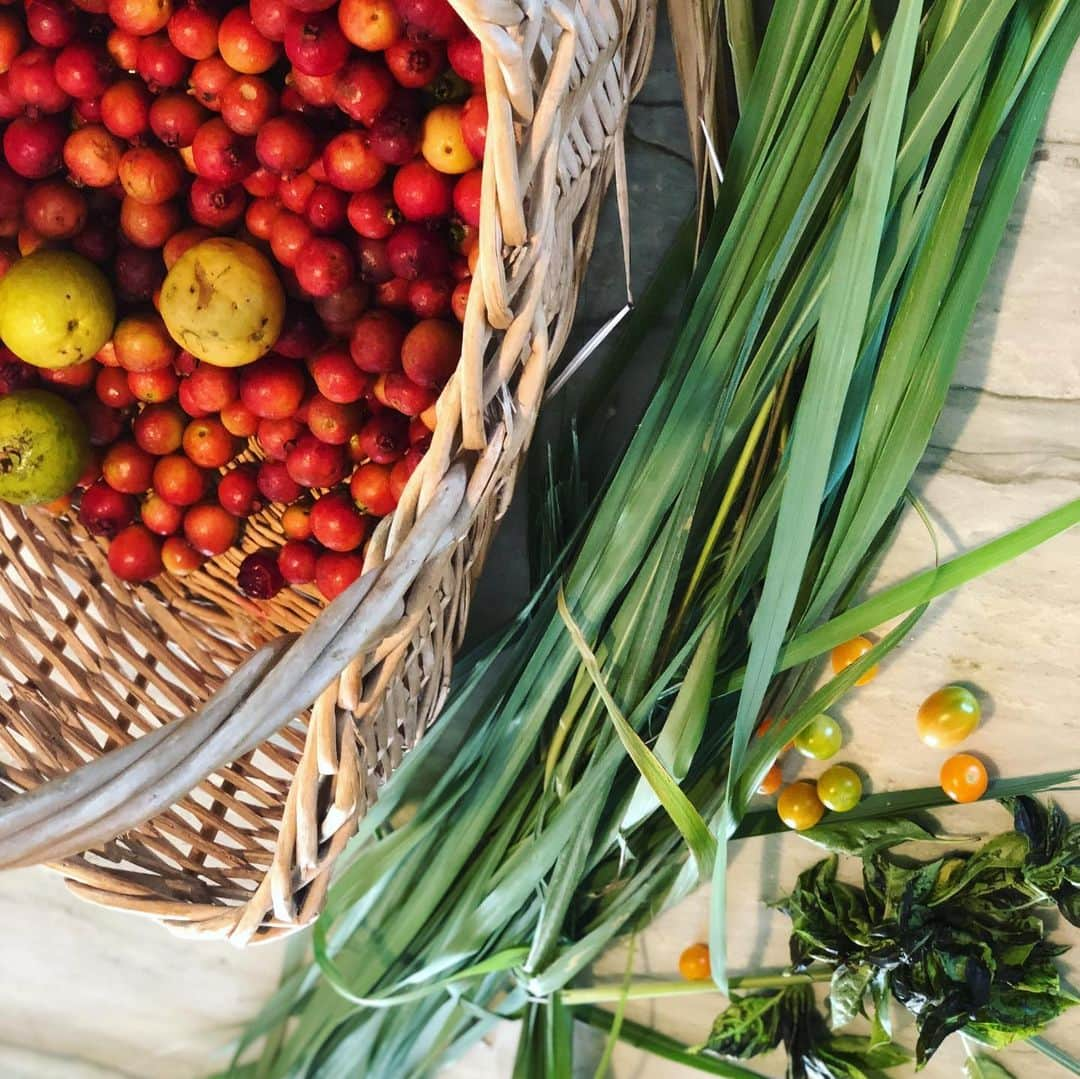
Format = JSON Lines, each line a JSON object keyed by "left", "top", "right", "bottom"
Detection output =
{"left": 232, "top": 1, "right": 1080, "bottom": 1075}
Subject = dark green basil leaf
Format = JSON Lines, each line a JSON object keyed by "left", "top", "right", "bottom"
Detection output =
{"left": 965, "top": 988, "right": 1078, "bottom": 1049}
{"left": 703, "top": 992, "right": 786, "bottom": 1058}
{"left": 801, "top": 817, "right": 935, "bottom": 857}
{"left": 930, "top": 835, "right": 1030, "bottom": 906}
{"left": 829, "top": 965, "right": 872, "bottom": 1030}
{"left": 868, "top": 970, "right": 892, "bottom": 1049}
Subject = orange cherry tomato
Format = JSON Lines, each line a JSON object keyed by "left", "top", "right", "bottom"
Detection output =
{"left": 940, "top": 753, "right": 988, "bottom": 804}
{"left": 916, "top": 685, "right": 980, "bottom": 748}
{"left": 831, "top": 635, "right": 879, "bottom": 686}
{"left": 678, "top": 942, "right": 711, "bottom": 982}
{"left": 757, "top": 762, "right": 783, "bottom": 796}
{"left": 777, "top": 781, "right": 825, "bottom": 831}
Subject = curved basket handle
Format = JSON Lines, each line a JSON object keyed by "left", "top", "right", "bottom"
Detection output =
{"left": 0, "top": 465, "right": 469, "bottom": 870}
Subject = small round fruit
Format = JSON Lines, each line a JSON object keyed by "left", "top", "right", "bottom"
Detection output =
{"left": 98, "top": 366, "right": 138, "bottom": 409}
{"left": 394, "top": 160, "right": 454, "bottom": 221}
{"left": 421, "top": 104, "right": 478, "bottom": 175}
{"left": 101, "top": 78, "right": 152, "bottom": 140}
{"left": 678, "top": 943, "right": 710, "bottom": 982}
{"left": 333, "top": 57, "right": 394, "bottom": 125}
{"left": 187, "top": 178, "right": 247, "bottom": 229}
{"left": 355, "top": 411, "right": 407, "bottom": 464}
{"left": 256, "top": 415, "right": 302, "bottom": 460}
{"left": 459, "top": 93, "right": 486, "bottom": 160}
{"left": 24, "top": 179, "right": 87, "bottom": 239}
{"left": 0, "top": 251, "right": 115, "bottom": 369}
{"left": 940, "top": 753, "right": 988, "bottom": 804}
{"left": 385, "top": 37, "right": 443, "bottom": 88}
{"left": 916, "top": 685, "right": 981, "bottom": 749}
{"left": 280, "top": 502, "right": 312, "bottom": 540}
{"left": 307, "top": 395, "right": 362, "bottom": 445}
{"left": 386, "top": 222, "right": 450, "bottom": 280}
{"left": 286, "top": 433, "right": 347, "bottom": 488}
{"left": 448, "top": 33, "right": 483, "bottom": 85}
{"left": 162, "top": 534, "right": 203, "bottom": 575}
{"left": 183, "top": 501, "right": 238, "bottom": 556}
{"left": 794, "top": 714, "right": 842, "bottom": 760}
{"left": 114, "top": 312, "right": 177, "bottom": 372}
{"left": 315, "top": 549, "right": 363, "bottom": 600}
{"left": 817, "top": 765, "right": 862, "bottom": 813}
{"left": 278, "top": 538, "right": 316, "bottom": 583}
{"left": 310, "top": 490, "right": 367, "bottom": 551}
{"left": 284, "top": 9, "right": 348, "bottom": 76}
{"left": 350, "top": 308, "right": 405, "bottom": 373}
{"left": 218, "top": 7, "right": 280, "bottom": 73}
{"left": 118, "top": 146, "right": 185, "bottom": 204}
{"left": 777, "top": 781, "right": 825, "bottom": 831}
{"left": 153, "top": 452, "right": 205, "bottom": 505}
{"left": 78, "top": 479, "right": 136, "bottom": 536}
{"left": 256, "top": 458, "right": 301, "bottom": 502}
{"left": 134, "top": 402, "right": 185, "bottom": 454}
{"left": 217, "top": 465, "right": 262, "bottom": 516}
{"left": 0, "top": 389, "right": 88, "bottom": 504}
{"left": 121, "top": 197, "right": 182, "bottom": 250}
{"left": 756, "top": 762, "right": 782, "bottom": 797}
{"left": 388, "top": 448, "right": 421, "bottom": 500}
{"left": 255, "top": 114, "right": 316, "bottom": 175}
{"left": 102, "top": 440, "right": 155, "bottom": 494}
{"left": 128, "top": 366, "right": 179, "bottom": 404}
{"left": 237, "top": 549, "right": 285, "bottom": 597}
{"left": 295, "top": 238, "right": 354, "bottom": 298}
{"left": 321, "top": 130, "right": 386, "bottom": 192}
{"left": 183, "top": 417, "right": 236, "bottom": 469}
{"left": 108, "top": 524, "right": 162, "bottom": 582}
{"left": 141, "top": 491, "right": 183, "bottom": 535}
{"left": 3, "top": 115, "right": 66, "bottom": 180}
{"left": 220, "top": 400, "right": 258, "bottom": 437}
{"left": 240, "top": 356, "right": 305, "bottom": 419}
{"left": 160, "top": 238, "right": 285, "bottom": 366}
{"left": 830, "top": 635, "right": 879, "bottom": 686}
{"left": 310, "top": 347, "right": 369, "bottom": 403}
{"left": 338, "top": 0, "right": 401, "bottom": 50}
{"left": 168, "top": 2, "right": 219, "bottom": 59}
{"left": 401, "top": 318, "right": 460, "bottom": 386}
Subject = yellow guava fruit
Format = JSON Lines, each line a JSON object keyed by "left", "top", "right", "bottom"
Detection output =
{"left": 159, "top": 238, "right": 285, "bottom": 368}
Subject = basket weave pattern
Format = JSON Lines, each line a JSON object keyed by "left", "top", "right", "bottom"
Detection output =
{"left": 0, "top": 0, "right": 657, "bottom": 943}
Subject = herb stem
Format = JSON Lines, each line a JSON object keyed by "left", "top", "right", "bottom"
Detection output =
{"left": 561, "top": 968, "right": 831, "bottom": 1006}
{"left": 1030, "top": 1036, "right": 1080, "bottom": 1077}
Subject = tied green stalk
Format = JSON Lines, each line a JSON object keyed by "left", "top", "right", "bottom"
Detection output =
{"left": 230, "top": 3, "right": 1080, "bottom": 1076}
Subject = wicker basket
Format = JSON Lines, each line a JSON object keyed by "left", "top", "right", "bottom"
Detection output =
{"left": 0, "top": 0, "right": 657, "bottom": 943}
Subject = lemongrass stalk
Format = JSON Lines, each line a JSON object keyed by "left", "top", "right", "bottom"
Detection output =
{"left": 562, "top": 968, "right": 832, "bottom": 1006}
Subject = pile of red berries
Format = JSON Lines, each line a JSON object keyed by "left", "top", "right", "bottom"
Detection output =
{"left": 0, "top": 0, "right": 486, "bottom": 601}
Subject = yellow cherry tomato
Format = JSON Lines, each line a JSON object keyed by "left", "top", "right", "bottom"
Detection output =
{"left": 916, "top": 685, "right": 980, "bottom": 748}
{"left": 817, "top": 765, "right": 862, "bottom": 812}
{"left": 940, "top": 753, "right": 988, "bottom": 804}
{"left": 830, "top": 635, "right": 879, "bottom": 685}
{"left": 678, "top": 942, "right": 711, "bottom": 982}
{"left": 794, "top": 714, "right": 842, "bottom": 760}
{"left": 757, "top": 761, "right": 783, "bottom": 796}
{"left": 777, "top": 781, "right": 825, "bottom": 831}
{"left": 421, "top": 104, "right": 478, "bottom": 175}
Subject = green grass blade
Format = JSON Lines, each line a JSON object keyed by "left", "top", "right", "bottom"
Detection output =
{"left": 575, "top": 1007, "right": 770, "bottom": 1079}
{"left": 711, "top": 0, "right": 922, "bottom": 991}
{"left": 557, "top": 589, "right": 717, "bottom": 877}
{"left": 721, "top": 498, "right": 1080, "bottom": 695}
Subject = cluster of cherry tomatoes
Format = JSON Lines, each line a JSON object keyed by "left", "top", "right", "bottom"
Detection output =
{"left": 0, "top": 0, "right": 487, "bottom": 601}
{"left": 759, "top": 637, "right": 990, "bottom": 832}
